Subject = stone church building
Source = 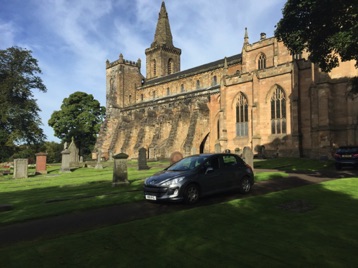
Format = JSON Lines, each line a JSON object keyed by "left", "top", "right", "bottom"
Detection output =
{"left": 95, "top": 1, "right": 357, "bottom": 160}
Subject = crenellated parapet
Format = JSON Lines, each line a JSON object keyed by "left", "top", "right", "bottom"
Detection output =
{"left": 106, "top": 53, "right": 141, "bottom": 69}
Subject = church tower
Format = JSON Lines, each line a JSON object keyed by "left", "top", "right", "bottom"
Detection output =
{"left": 145, "top": 1, "right": 181, "bottom": 79}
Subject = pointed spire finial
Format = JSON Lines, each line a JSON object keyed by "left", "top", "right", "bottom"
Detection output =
{"left": 244, "top": 27, "right": 249, "bottom": 44}
{"left": 152, "top": 0, "right": 173, "bottom": 47}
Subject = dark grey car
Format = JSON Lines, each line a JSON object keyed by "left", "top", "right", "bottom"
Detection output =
{"left": 143, "top": 153, "right": 254, "bottom": 204}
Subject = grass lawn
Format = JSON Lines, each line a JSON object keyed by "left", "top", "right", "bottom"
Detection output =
{"left": 0, "top": 160, "right": 168, "bottom": 224}
{"left": 0, "top": 157, "right": 337, "bottom": 225}
{"left": 0, "top": 178, "right": 357, "bottom": 267}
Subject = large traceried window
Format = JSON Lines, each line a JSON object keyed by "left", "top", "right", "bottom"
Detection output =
{"left": 271, "top": 86, "right": 286, "bottom": 134}
{"left": 258, "top": 53, "right": 266, "bottom": 70}
{"left": 236, "top": 93, "right": 248, "bottom": 137}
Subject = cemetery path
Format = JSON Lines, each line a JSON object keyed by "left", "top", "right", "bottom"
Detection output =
{"left": 0, "top": 168, "right": 357, "bottom": 248}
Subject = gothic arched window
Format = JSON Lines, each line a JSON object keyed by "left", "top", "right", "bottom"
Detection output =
{"left": 212, "top": 76, "right": 218, "bottom": 86}
{"left": 236, "top": 93, "right": 248, "bottom": 137}
{"left": 217, "top": 119, "right": 220, "bottom": 139}
{"left": 153, "top": 59, "right": 157, "bottom": 76}
{"left": 168, "top": 58, "right": 173, "bottom": 75}
{"left": 258, "top": 53, "right": 266, "bottom": 70}
{"left": 181, "top": 84, "right": 185, "bottom": 93}
{"left": 271, "top": 86, "right": 286, "bottom": 134}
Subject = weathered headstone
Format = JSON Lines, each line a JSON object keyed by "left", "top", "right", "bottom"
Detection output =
{"left": 138, "top": 148, "right": 149, "bottom": 170}
{"left": 68, "top": 137, "right": 79, "bottom": 165}
{"left": 215, "top": 143, "right": 221, "bottom": 153}
{"left": 148, "top": 147, "right": 156, "bottom": 160}
{"left": 13, "top": 159, "right": 28, "bottom": 179}
{"left": 35, "top": 152, "right": 48, "bottom": 174}
{"left": 243, "top": 146, "right": 254, "bottom": 170}
{"left": 112, "top": 153, "right": 130, "bottom": 186}
{"left": 95, "top": 150, "right": 103, "bottom": 169}
{"left": 170, "top": 151, "right": 183, "bottom": 165}
{"left": 60, "top": 148, "right": 71, "bottom": 173}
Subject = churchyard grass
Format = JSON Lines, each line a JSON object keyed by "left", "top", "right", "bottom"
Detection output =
{"left": 0, "top": 158, "right": 334, "bottom": 225}
{"left": 0, "top": 160, "right": 167, "bottom": 224}
{"left": 0, "top": 177, "right": 357, "bottom": 267}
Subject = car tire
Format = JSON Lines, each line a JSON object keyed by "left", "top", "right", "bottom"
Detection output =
{"left": 238, "top": 177, "right": 252, "bottom": 194}
{"left": 183, "top": 184, "right": 200, "bottom": 204}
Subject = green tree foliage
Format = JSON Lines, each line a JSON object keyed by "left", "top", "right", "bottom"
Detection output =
{"left": 43, "top": 141, "right": 63, "bottom": 163}
{"left": 0, "top": 47, "right": 47, "bottom": 162}
{"left": 48, "top": 91, "right": 105, "bottom": 158}
{"left": 275, "top": 0, "right": 358, "bottom": 94}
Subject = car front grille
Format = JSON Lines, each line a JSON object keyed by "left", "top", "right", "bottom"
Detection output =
{"left": 144, "top": 185, "right": 168, "bottom": 197}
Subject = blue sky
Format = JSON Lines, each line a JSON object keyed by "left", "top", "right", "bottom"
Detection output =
{"left": 0, "top": 0, "right": 286, "bottom": 142}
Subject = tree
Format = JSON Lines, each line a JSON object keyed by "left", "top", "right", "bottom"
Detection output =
{"left": 48, "top": 91, "right": 105, "bottom": 158}
{"left": 275, "top": 0, "right": 358, "bottom": 94}
{"left": 43, "top": 141, "right": 63, "bottom": 163}
{"left": 0, "top": 47, "right": 47, "bottom": 162}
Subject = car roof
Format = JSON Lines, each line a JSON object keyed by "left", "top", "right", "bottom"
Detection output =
{"left": 187, "top": 153, "right": 239, "bottom": 157}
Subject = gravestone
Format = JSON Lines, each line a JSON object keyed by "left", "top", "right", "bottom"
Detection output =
{"left": 13, "top": 159, "right": 28, "bottom": 179}
{"left": 148, "top": 147, "right": 156, "bottom": 160}
{"left": 112, "top": 153, "right": 130, "bottom": 186}
{"left": 95, "top": 150, "right": 103, "bottom": 169}
{"left": 68, "top": 137, "right": 79, "bottom": 165}
{"left": 242, "top": 146, "right": 254, "bottom": 170}
{"left": 60, "top": 148, "right": 71, "bottom": 173}
{"left": 170, "top": 151, "right": 183, "bottom": 165}
{"left": 138, "top": 148, "right": 149, "bottom": 170}
{"left": 35, "top": 152, "right": 48, "bottom": 174}
{"left": 215, "top": 143, "right": 221, "bottom": 153}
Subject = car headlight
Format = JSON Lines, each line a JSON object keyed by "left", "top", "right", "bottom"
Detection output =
{"left": 160, "top": 176, "right": 185, "bottom": 187}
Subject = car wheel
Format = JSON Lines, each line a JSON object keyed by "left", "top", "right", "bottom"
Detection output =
{"left": 238, "top": 177, "right": 251, "bottom": 194}
{"left": 183, "top": 184, "right": 199, "bottom": 204}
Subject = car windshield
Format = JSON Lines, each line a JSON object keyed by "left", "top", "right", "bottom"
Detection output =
{"left": 167, "top": 155, "right": 209, "bottom": 171}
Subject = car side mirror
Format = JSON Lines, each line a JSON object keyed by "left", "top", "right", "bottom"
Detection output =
{"left": 205, "top": 167, "right": 214, "bottom": 174}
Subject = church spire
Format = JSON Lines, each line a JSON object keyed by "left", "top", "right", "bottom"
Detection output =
{"left": 152, "top": 1, "right": 173, "bottom": 47}
{"left": 145, "top": 1, "right": 181, "bottom": 79}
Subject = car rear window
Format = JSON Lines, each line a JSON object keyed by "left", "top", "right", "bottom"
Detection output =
{"left": 337, "top": 147, "right": 358, "bottom": 154}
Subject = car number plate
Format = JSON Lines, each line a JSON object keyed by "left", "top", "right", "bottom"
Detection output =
{"left": 342, "top": 155, "right": 352, "bottom": 158}
{"left": 145, "top": 195, "right": 157, "bottom": 200}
